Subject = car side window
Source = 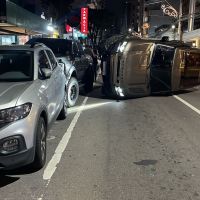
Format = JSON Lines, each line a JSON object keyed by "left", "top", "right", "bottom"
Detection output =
{"left": 46, "top": 50, "right": 57, "bottom": 70}
{"left": 38, "top": 50, "right": 51, "bottom": 79}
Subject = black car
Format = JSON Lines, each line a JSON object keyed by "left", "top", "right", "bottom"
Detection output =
{"left": 26, "top": 38, "right": 94, "bottom": 107}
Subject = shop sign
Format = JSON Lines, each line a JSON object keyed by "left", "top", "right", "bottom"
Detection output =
{"left": 81, "top": 8, "right": 88, "bottom": 34}
{"left": 161, "top": 4, "right": 178, "bottom": 18}
{"left": 66, "top": 24, "right": 73, "bottom": 33}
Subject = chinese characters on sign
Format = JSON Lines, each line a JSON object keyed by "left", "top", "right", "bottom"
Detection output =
{"left": 81, "top": 8, "right": 88, "bottom": 34}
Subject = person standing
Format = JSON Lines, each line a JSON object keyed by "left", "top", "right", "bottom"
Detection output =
{"left": 92, "top": 48, "right": 98, "bottom": 82}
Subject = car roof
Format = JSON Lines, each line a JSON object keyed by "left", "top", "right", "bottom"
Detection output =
{"left": 27, "top": 37, "right": 71, "bottom": 42}
{"left": 26, "top": 38, "right": 73, "bottom": 56}
{"left": 0, "top": 44, "right": 45, "bottom": 51}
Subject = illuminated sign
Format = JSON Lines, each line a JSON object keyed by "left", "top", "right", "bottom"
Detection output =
{"left": 81, "top": 7, "right": 88, "bottom": 34}
{"left": 161, "top": 4, "right": 178, "bottom": 18}
{"left": 66, "top": 24, "right": 73, "bottom": 33}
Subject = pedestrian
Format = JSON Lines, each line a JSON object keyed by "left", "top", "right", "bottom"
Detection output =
{"left": 100, "top": 49, "right": 109, "bottom": 95}
{"left": 92, "top": 47, "right": 98, "bottom": 82}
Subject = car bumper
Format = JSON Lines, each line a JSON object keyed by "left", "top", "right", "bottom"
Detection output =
{"left": 0, "top": 107, "right": 39, "bottom": 169}
{"left": 0, "top": 147, "right": 35, "bottom": 170}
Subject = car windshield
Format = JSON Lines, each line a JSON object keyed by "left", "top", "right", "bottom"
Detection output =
{"left": 0, "top": 50, "right": 33, "bottom": 82}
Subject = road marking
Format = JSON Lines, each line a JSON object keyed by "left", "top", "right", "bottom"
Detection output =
{"left": 43, "top": 97, "right": 88, "bottom": 180}
{"left": 173, "top": 95, "right": 200, "bottom": 115}
{"left": 47, "top": 136, "right": 56, "bottom": 141}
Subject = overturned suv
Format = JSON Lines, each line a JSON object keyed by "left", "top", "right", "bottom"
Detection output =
{"left": 0, "top": 43, "right": 67, "bottom": 170}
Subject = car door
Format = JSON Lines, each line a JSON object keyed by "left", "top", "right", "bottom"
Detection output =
{"left": 150, "top": 45, "right": 175, "bottom": 93}
{"left": 72, "top": 42, "right": 87, "bottom": 82}
{"left": 38, "top": 50, "right": 57, "bottom": 123}
{"left": 45, "top": 49, "right": 65, "bottom": 110}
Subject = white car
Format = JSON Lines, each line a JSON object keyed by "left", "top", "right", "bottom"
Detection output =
{"left": 0, "top": 43, "right": 67, "bottom": 170}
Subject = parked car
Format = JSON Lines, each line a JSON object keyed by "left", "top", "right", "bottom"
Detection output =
{"left": 0, "top": 43, "right": 67, "bottom": 170}
{"left": 26, "top": 38, "right": 94, "bottom": 107}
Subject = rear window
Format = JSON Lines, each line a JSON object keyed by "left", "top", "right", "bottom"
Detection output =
{"left": 27, "top": 39, "right": 72, "bottom": 57}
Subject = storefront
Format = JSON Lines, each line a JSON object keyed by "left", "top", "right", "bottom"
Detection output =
{"left": 0, "top": 0, "right": 52, "bottom": 44}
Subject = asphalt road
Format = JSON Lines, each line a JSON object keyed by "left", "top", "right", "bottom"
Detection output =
{"left": 1, "top": 85, "right": 200, "bottom": 200}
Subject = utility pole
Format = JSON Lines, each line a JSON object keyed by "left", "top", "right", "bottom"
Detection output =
{"left": 178, "top": 0, "right": 183, "bottom": 41}
{"left": 188, "top": 0, "right": 196, "bottom": 32}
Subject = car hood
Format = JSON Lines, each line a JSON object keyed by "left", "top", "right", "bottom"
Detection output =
{"left": 0, "top": 82, "right": 32, "bottom": 109}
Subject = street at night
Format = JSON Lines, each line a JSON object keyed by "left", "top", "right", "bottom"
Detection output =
{"left": 1, "top": 0, "right": 200, "bottom": 199}
{"left": 1, "top": 85, "right": 200, "bottom": 200}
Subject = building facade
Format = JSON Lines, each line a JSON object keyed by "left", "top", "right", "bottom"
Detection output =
{"left": 182, "top": 0, "right": 200, "bottom": 47}
{"left": 144, "top": 0, "right": 175, "bottom": 38}
{"left": 0, "top": 0, "right": 51, "bottom": 44}
{"left": 123, "top": 0, "right": 144, "bottom": 34}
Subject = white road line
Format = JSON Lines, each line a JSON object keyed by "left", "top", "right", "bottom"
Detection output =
{"left": 43, "top": 97, "right": 88, "bottom": 180}
{"left": 173, "top": 95, "right": 200, "bottom": 115}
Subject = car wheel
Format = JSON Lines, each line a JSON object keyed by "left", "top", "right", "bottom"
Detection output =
{"left": 33, "top": 117, "right": 47, "bottom": 169}
{"left": 84, "top": 67, "right": 94, "bottom": 93}
{"left": 66, "top": 77, "right": 79, "bottom": 107}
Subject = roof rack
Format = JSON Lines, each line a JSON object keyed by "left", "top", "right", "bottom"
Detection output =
{"left": 30, "top": 42, "right": 46, "bottom": 48}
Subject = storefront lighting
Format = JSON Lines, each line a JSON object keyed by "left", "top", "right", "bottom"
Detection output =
{"left": 47, "top": 25, "right": 54, "bottom": 32}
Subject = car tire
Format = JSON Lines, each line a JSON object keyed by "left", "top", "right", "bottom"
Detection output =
{"left": 58, "top": 89, "right": 68, "bottom": 119}
{"left": 84, "top": 67, "right": 94, "bottom": 93}
{"left": 66, "top": 77, "right": 79, "bottom": 107}
{"left": 33, "top": 117, "right": 47, "bottom": 169}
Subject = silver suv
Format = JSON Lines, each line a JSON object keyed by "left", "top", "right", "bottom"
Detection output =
{"left": 0, "top": 43, "right": 67, "bottom": 170}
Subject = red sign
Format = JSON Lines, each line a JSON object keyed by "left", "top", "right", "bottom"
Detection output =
{"left": 66, "top": 24, "right": 72, "bottom": 33}
{"left": 81, "top": 7, "right": 88, "bottom": 34}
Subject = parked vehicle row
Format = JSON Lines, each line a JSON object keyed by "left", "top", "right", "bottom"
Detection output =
{"left": 0, "top": 37, "right": 97, "bottom": 171}
{"left": 101, "top": 36, "right": 200, "bottom": 98}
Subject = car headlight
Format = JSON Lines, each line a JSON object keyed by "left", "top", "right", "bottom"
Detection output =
{"left": 0, "top": 103, "right": 32, "bottom": 123}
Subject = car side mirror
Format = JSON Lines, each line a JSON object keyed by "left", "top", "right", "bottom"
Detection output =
{"left": 41, "top": 68, "right": 52, "bottom": 79}
{"left": 59, "top": 62, "right": 65, "bottom": 69}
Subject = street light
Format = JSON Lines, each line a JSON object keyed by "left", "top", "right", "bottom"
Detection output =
{"left": 172, "top": 24, "right": 176, "bottom": 40}
{"left": 172, "top": 24, "right": 176, "bottom": 29}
